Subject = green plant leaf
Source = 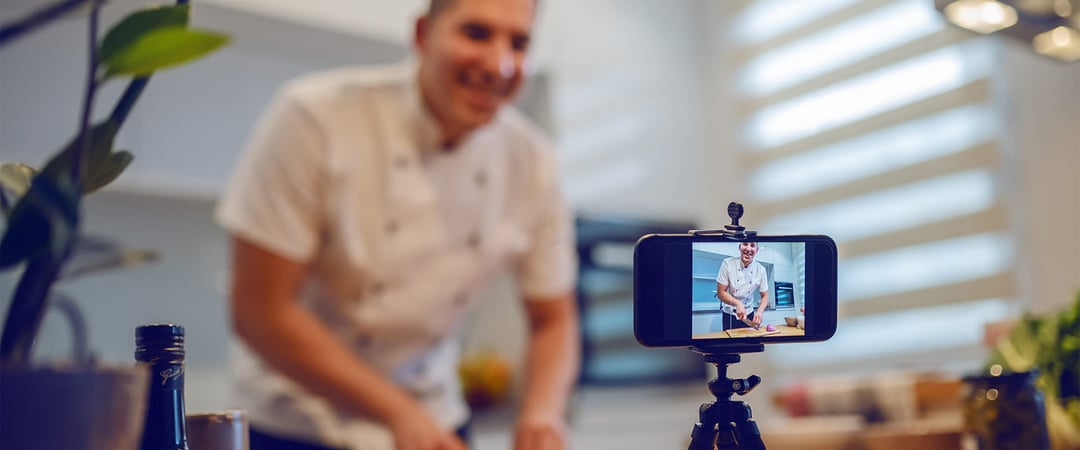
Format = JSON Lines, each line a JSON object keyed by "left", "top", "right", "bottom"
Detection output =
{"left": 0, "top": 163, "right": 36, "bottom": 197}
{"left": 0, "top": 163, "right": 37, "bottom": 218}
{"left": 40, "top": 120, "right": 120, "bottom": 191}
{"left": 99, "top": 5, "right": 191, "bottom": 66}
{"left": 83, "top": 150, "right": 133, "bottom": 193}
{"left": 102, "top": 27, "right": 228, "bottom": 78}
{"left": 0, "top": 173, "right": 80, "bottom": 270}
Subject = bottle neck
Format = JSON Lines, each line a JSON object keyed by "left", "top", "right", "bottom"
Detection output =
{"left": 135, "top": 324, "right": 188, "bottom": 450}
{"left": 139, "top": 354, "right": 188, "bottom": 450}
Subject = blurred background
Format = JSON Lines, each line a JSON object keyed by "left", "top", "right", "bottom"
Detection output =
{"left": 1, "top": 0, "right": 1078, "bottom": 449}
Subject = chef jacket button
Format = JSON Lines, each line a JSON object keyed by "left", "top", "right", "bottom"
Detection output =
{"left": 467, "top": 232, "right": 481, "bottom": 249}
{"left": 474, "top": 170, "right": 487, "bottom": 187}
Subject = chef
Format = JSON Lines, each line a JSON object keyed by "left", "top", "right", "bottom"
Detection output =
{"left": 716, "top": 242, "right": 770, "bottom": 330}
{"left": 215, "top": 0, "right": 580, "bottom": 449}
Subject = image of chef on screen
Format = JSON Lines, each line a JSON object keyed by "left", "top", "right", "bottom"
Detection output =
{"left": 716, "top": 242, "right": 769, "bottom": 330}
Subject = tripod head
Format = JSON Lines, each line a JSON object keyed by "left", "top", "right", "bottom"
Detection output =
{"left": 697, "top": 349, "right": 763, "bottom": 401}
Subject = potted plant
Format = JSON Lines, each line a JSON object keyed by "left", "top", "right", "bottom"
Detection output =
{"left": 0, "top": 1, "right": 226, "bottom": 448}
{"left": 979, "top": 293, "right": 1080, "bottom": 450}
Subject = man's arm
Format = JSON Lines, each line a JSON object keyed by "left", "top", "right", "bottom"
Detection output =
{"left": 717, "top": 282, "right": 747, "bottom": 319}
{"left": 229, "top": 236, "right": 464, "bottom": 450}
{"left": 513, "top": 292, "right": 579, "bottom": 450}
{"left": 716, "top": 262, "right": 745, "bottom": 316}
{"left": 754, "top": 291, "right": 769, "bottom": 326}
{"left": 752, "top": 268, "right": 769, "bottom": 325}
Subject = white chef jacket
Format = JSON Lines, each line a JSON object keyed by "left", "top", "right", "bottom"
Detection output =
{"left": 715, "top": 257, "right": 768, "bottom": 316}
{"left": 215, "top": 62, "right": 577, "bottom": 449}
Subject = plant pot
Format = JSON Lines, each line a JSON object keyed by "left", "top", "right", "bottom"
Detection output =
{"left": 0, "top": 364, "right": 150, "bottom": 450}
{"left": 962, "top": 370, "right": 1052, "bottom": 450}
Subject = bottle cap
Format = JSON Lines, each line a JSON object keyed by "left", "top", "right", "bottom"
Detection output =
{"left": 136, "top": 324, "right": 185, "bottom": 344}
{"left": 135, "top": 324, "right": 185, "bottom": 361}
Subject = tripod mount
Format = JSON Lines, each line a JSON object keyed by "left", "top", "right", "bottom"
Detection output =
{"left": 690, "top": 202, "right": 758, "bottom": 240}
{"left": 686, "top": 202, "right": 767, "bottom": 450}
{"left": 686, "top": 344, "right": 766, "bottom": 450}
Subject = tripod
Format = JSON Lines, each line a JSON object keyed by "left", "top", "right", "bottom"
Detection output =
{"left": 685, "top": 202, "right": 768, "bottom": 449}
{"left": 687, "top": 344, "right": 766, "bottom": 450}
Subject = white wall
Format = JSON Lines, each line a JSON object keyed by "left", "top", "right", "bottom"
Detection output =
{"left": 996, "top": 38, "right": 1080, "bottom": 315}
{"left": 0, "top": 2, "right": 408, "bottom": 198}
{"left": 537, "top": 0, "right": 710, "bottom": 220}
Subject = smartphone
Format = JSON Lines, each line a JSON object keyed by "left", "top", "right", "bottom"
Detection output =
{"left": 634, "top": 233, "right": 837, "bottom": 348}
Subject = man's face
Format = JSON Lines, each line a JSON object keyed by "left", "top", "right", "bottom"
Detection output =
{"left": 415, "top": 0, "right": 534, "bottom": 136}
{"left": 739, "top": 242, "right": 758, "bottom": 266}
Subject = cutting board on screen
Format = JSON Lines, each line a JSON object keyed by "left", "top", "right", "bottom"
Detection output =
{"left": 725, "top": 328, "right": 781, "bottom": 338}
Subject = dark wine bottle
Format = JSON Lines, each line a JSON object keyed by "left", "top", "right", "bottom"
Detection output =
{"left": 135, "top": 324, "right": 190, "bottom": 450}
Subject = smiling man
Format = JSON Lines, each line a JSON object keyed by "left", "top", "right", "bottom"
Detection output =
{"left": 716, "top": 242, "right": 770, "bottom": 330}
{"left": 216, "top": 0, "right": 579, "bottom": 449}
{"left": 417, "top": 0, "right": 533, "bottom": 147}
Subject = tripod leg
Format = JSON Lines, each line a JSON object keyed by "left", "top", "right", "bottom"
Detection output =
{"left": 731, "top": 412, "right": 766, "bottom": 450}
{"left": 687, "top": 403, "right": 719, "bottom": 450}
{"left": 715, "top": 421, "right": 740, "bottom": 450}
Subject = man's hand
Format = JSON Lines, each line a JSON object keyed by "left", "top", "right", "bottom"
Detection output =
{"left": 752, "top": 310, "right": 764, "bottom": 326}
{"left": 754, "top": 292, "right": 769, "bottom": 327}
{"left": 516, "top": 295, "right": 578, "bottom": 450}
{"left": 387, "top": 402, "right": 467, "bottom": 450}
{"left": 513, "top": 410, "right": 569, "bottom": 450}
{"left": 735, "top": 303, "right": 747, "bottom": 320}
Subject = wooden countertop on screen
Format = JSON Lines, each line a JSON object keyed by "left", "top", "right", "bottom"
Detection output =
{"left": 694, "top": 325, "right": 805, "bottom": 339}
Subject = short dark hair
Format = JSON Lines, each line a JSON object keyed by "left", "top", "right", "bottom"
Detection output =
{"left": 427, "top": 0, "right": 538, "bottom": 19}
{"left": 427, "top": 0, "right": 454, "bottom": 18}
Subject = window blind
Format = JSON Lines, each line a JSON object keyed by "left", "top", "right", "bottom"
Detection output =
{"left": 720, "top": 0, "right": 1017, "bottom": 381}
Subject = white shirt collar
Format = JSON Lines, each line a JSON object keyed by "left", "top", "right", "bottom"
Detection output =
{"left": 401, "top": 61, "right": 444, "bottom": 155}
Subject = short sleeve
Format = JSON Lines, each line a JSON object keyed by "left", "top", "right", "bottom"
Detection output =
{"left": 716, "top": 260, "right": 730, "bottom": 285}
{"left": 757, "top": 266, "right": 769, "bottom": 293}
{"left": 517, "top": 146, "right": 577, "bottom": 301}
{"left": 215, "top": 88, "right": 326, "bottom": 263}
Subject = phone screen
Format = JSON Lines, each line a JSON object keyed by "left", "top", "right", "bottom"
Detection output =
{"left": 691, "top": 241, "right": 806, "bottom": 340}
{"left": 634, "top": 234, "right": 837, "bottom": 347}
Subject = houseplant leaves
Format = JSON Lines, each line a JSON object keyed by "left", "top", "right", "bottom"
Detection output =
{"left": 97, "top": 4, "right": 229, "bottom": 79}
{"left": 1, "top": 0, "right": 228, "bottom": 367}
{"left": 0, "top": 163, "right": 36, "bottom": 218}
{"left": 98, "top": 4, "right": 191, "bottom": 64}
{"left": 102, "top": 28, "right": 228, "bottom": 78}
{"left": 0, "top": 120, "right": 121, "bottom": 270}
{"left": 0, "top": 172, "right": 80, "bottom": 270}
{"left": 988, "top": 294, "right": 1080, "bottom": 449}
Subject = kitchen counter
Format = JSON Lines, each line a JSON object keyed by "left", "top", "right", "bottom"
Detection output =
{"left": 693, "top": 324, "right": 804, "bottom": 339}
